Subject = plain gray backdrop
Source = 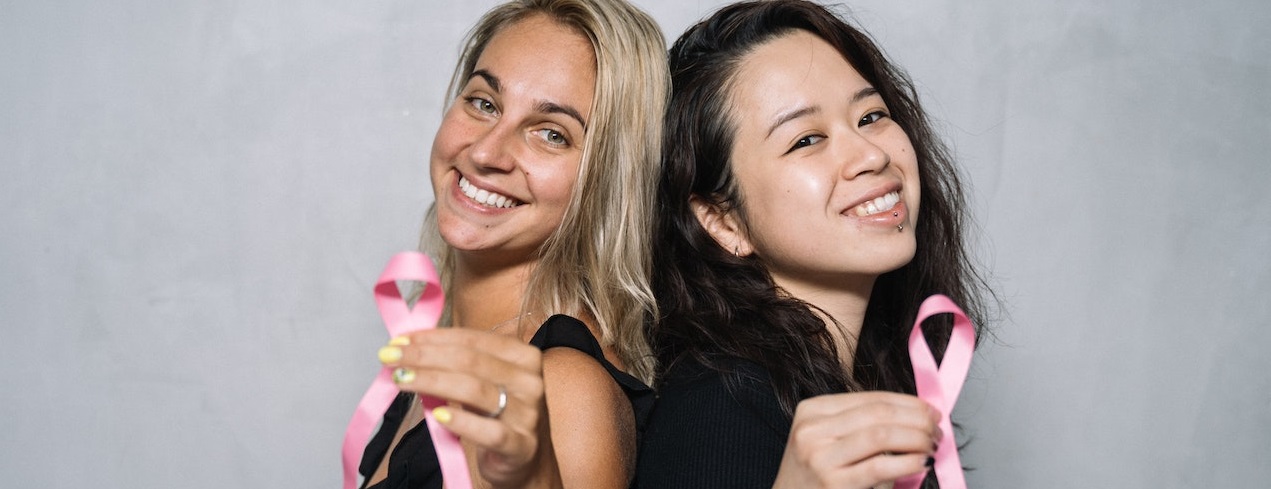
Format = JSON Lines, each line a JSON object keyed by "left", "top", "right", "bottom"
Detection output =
{"left": 2, "top": 0, "right": 1268, "bottom": 487}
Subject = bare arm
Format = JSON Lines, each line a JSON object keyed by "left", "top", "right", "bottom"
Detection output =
{"left": 541, "top": 346, "right": 636, "bottom": 488}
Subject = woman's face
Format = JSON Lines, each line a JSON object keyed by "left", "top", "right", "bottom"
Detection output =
{"left": 723, "top": 30, "right": 919, "bottom": 291}
{"left": 431, "top": 15, "right": 595, "bottom": 263}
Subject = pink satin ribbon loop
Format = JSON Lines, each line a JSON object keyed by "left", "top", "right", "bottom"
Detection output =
{"left": 341, "top": 252, "right": 472, "bottom": 489}
{"left": 894, "top": 294, "right": 976, "bottom": 489}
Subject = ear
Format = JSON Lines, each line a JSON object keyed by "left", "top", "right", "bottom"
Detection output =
{"left": 689, "top": 195, "right": 754, "bottom": 257}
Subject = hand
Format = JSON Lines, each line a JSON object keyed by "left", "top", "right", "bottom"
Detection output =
{"left": 771, "top": 391, "right": 940, "bottom": 489}
{"left": 379, "top": 328, "right": 558, "bottom": 489}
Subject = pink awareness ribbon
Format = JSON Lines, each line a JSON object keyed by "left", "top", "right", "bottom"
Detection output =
{"left": 341, "top": 252, "right": 472, "bottom": 489}
{"left": 894, "top": 294, "right": 976, "bottom": 489}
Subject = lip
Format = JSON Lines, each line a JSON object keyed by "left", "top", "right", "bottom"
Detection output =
{"left": 448, "top": 171, "right": 521, "bottom": 214}
{"left": 841, "top": 183, "right": 907, "bottom": 226}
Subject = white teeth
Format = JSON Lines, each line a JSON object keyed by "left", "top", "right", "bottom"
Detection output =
{"left": 854, "top": 191, "right": 900, "bottom": 217}
{"left": 459, "top": 176, "right": 520, "bottom": 209}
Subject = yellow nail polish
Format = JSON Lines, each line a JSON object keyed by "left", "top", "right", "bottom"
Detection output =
{"left": 388, "top": 336, "right": 411, "bottom": 346}
{"left": 392, "top": 367, "right": 416, "bottom": 384}
{"left": 378, "top": 346, "right": 403, "bottom": 364}
{"left": 432, "top": 407, "right": 452, "bottom": 424}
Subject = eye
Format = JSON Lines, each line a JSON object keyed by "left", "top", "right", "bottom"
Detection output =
{"left": 536, "top": 128, "right": 571, "bottom": 148}
{"left": 785, "top": 134, "right": 825, "bottom": 155}
{"left": 858, "top": 110, "right": 889, "bottom": 126}
{"left": 465, "top": 96, "right": 498, "bottom": 115}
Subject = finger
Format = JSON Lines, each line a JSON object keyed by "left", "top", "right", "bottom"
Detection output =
{"left": 395, "top": 328, "right": 543, "bottom": 368}
{"left": 832, "top": 452, "right": 932, "bottom": 488}
{"left": 827, "top": 423, "right": 939, "bottom": 468}
{"left": 391, "top": 341, "right": 538, "bottom": 381}
{"left": 792, "top": 394, "right": 939, "bottom": 445}
{"left": 386, "top": 368, "right": 526, "bottom": 416}
{"left": 435, "top": 404, "right": 536, "bottom": 454}
{"left": 795, "top": 391, "right": 932, "bottom": 419}
{"left": 431, "top": 404, "right": 541, "bottom": 478}
{"left": 840, "top": 403, "right": 938, "bottom": 444}
{"left": 377, "top": 336, "right": 545, "bottom": 412}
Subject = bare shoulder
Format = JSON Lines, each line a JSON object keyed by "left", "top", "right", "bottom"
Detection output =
{"left": 540, "top": 347, "right": 630, "bottom": 432}
{"left": 540, "top": 347, "right": 634, "bottom": 488}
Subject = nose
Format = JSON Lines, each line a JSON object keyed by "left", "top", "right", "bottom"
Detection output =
{"left": 467, "top": 121, "right": 518, "bottom": 173}
{"left": 838, "top": 132, "right": 890, "bottom": 180}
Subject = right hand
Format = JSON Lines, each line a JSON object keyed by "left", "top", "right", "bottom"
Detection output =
{"left": 771, "top": 391, "right": 941, "bottom": 489}
{"left": 381, "top": 327, "right": 556, "bottom": 489}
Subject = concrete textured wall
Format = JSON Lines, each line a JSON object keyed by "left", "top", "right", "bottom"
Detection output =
{"left": 2, "top": 0, "right": 1267, "bottom": 486}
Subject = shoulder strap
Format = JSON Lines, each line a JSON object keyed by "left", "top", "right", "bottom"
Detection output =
{"left": 529, "top": 314, "right": 654, "bottom": 427}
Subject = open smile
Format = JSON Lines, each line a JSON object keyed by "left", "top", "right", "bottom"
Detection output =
{"left": 458, "top": 176, "right": 522, "bottom": 209}
{"left": 850, "top": 191, "right": 900, "bottom": 217}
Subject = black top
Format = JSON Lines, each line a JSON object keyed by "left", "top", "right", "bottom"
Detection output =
{"left": 633, "top": 356, "right": 790, "bottom": 489}
{"left": 635, "top": 356, "right": 941, "bottom": 489}
{"left": 359, "top": 314, "right": 653, "bottom": 489}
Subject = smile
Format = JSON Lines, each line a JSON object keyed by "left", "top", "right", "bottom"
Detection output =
{"left": 852, "top": 191, "right": 900, "bottom": 217}
{"left": 459, "top": 176, "right": 521, "bottom": 209}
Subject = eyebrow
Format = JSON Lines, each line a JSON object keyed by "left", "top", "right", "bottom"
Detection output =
{"left": 535, "top": 101, "right": 588, "bottom": 132}
{"left": 765, "top": 105, "right": 820, "bottom": 139}
{"left": 763, "top": 86, "right": 882, "bottom": 139}
{"left": 471, "top": 70, "right": 501, "bottom": 93}
{"left": 469, "top": 69, "right": 588, "bottom": 132}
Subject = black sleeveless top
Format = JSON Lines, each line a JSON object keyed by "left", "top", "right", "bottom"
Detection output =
{"left": 358, "top": 314, "right": 653, "bottom": 489}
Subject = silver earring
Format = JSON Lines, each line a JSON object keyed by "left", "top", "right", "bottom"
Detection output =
{"left": 733, "top": 245, "right": 739, "bottom": 257}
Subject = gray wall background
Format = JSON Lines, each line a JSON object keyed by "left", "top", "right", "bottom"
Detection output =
{"left": 2, "top": 0, "right": 1267, "bottom": 487}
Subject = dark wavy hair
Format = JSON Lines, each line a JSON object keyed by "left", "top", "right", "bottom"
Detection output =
{"left": 651, "top": 0, "right": 993, "bottom": 421}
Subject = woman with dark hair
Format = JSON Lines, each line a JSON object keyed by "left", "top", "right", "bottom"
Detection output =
{"left": 635, "top": 1, "right": 993, "bottom": 488}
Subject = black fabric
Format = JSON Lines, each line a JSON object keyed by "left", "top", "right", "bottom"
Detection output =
{"left": 632, "top": 356, "right": 791, "bottom": 489}
{"left": 528, "top": 315, "right": 655, "bottom": 429}
{"left": 359, "top": 314, "right": 653, "bottom": 489}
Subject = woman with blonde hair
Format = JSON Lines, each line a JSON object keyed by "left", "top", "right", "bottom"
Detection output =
{"left": 359, "top": 0, "right": 668, "bottom": 488}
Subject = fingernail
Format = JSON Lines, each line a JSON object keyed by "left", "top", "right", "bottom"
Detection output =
{"left": 934, "top": 424, "right": 944, "bottom": 442}
{"left": 928, "top": 405, "right": 941, "bottom": 423}
{"left": 388, "top": 336, "right": 411, "bottom": 346}
{"left": 432, "top": 407, "right": 452, "bottom": 424}
{"left": 925, "top": 456, "right": 935, "bottom": 468}
{"left": 378, "top": 346, "right": 403, "bottom": 364}
{"left": 392, "top": 367, "right": 415, "bottom": 384}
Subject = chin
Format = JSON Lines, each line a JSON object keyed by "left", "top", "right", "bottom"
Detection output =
{"left": 874, "top": 248, "right": 918, "bottom": 275}
{"left": 435, "top": 219, "right": 484, "bottom": 252}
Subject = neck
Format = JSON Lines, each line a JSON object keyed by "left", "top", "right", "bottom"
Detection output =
{"left": 449, "top": 252, "right": 536, "bottom": 334}
{"left": 769, "top": 271, "right": 876, "bottom": 371}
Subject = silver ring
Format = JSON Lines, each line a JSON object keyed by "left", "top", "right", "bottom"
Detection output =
{"left": 487, "top": 384, "right": 508, "bottom": 419}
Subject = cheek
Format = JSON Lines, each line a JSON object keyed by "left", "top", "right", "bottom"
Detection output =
{"left": 528, "top": 160, "right": 581, "bottom": 208}
{"left": 891, "top": 135, "right": 921, "bottom": 221}
{"left": 759, "top": 168, "right": 828, "bottom": 218}
{"left": 430, "top": 107, "right": 474, "bottom": 164}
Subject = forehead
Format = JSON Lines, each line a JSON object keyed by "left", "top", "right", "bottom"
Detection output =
{"left": 475, "top": 15, "right": 597, "bottom": 117}
{"left": 728, "top": 31, "right": 869, "bottom": 122}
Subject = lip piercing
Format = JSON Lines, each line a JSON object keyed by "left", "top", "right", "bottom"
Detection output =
{"left": 897, "top": 224, "right": 904, "bottom": 232}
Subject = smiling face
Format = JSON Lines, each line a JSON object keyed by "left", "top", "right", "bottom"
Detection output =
{"left": 715, "top": 30, "right": 920, "bottom": 294}
{"left": 430, "top": 14, "right": 596, "bottom": 264}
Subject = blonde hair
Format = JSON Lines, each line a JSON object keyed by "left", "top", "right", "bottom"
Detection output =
{"left": 421, "top": 0, "right": 668, "bottom": 383}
